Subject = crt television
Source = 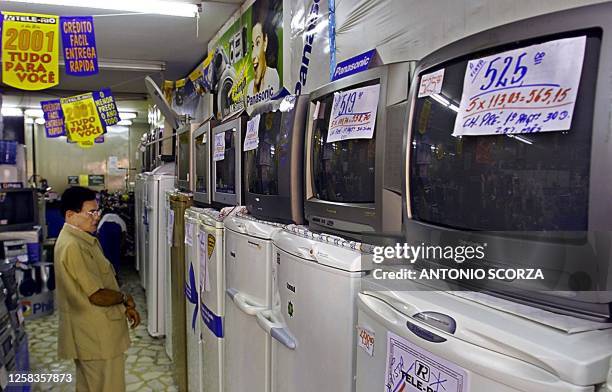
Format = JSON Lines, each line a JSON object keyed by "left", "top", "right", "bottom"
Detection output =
{"left": 304, "top": 63, "right": 414, "bottom": 239}
{"left": 175, "top": 125, "right": 192, "bottom": 192}
{"left": 212, "top": 115, "right": 246, "bottom": 206}
{"left": 192, "top": 118, "right": 215, "bottom": 205}
{"left": 404, "top": 2, "right": 612, "bottom": 321}
{"left": 244, "top": 95, "right": 309, "bottom": 224}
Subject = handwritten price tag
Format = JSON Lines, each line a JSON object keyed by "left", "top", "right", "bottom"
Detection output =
{"left": 357, "top": 325, "right": 375, "bottom": 357}
{"left": 327, "top": 84, "right": 380, "bottom": 143}
{"left": 244, "top": 114, "right": 260, "bottom": 152}
{"left": 418, "top": 69, "right": 445, "bottom": 98}
{"left": 453, "top": 36, "right": 586, "bottom": 136}
{"left": 213, "top": 132, "right": 226, "bottom": 161}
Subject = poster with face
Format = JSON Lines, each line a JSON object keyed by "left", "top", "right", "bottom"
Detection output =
{"left": 206, "top": 0, "right": 283, "bottom": 120}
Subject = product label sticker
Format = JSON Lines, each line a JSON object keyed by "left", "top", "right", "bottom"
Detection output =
{"left": 385, "top": 331, "right": 468, "bottom": 392}
{"left": 213, "top": 132, "right": 226, "bottom": 161}
{"left": 244, "top": 114, "right": 260, "bottom": 152}
{"left": 185, "top": 220, "right": 194, "bottom": 246}
{"left": 453, "top": 36, "right": 586, "bottom": 136}
{"left": 418, "top": 69, "right": 445, "bottom": 98}
{"left": 357, "top": 325, "right": 375, "bottom": 357}
{"left": 198, "top": 230, "right": 210, "bottom": 292}
{"left": 167, "top": 209, "right": 175, "bottom": 246}
{"left": 327, "top": 84, "right": 380, "bottom": 143}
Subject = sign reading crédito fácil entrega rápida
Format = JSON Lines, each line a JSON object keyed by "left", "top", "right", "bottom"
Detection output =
{"left": 1, "top": 12, "right": 60, "bottom": 90}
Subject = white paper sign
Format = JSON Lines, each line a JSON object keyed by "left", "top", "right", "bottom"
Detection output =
{"left": 167, "top": 209, "right": 175, "bottom": 246}
{"left": 107, "top": 156, "right": 123, "bottom": 175}
{"left": 198, "top": 230, "right": 211, "bottom": 292}
{"left": 385, "top": 331, "right": 469, "bottom": 392}
{"left": 244, "top": 114, "right": 261, "bottom": 152}
{"left": 185, "top": 221, "right": 194, "bottom": 246}
{"left": 453, "top": 36, "right": 586, "bottom": 136}
{"left": 213, "top": 132, "right": 226, "bottom": 161}
{"left": 418, "top": 69, "right": 445, "bottom": 98}
{"left": 327, "top": 84, "right": 380, "bottom": 143}
{"left": 357, "top": 325, "right": 375, "bottom": 357}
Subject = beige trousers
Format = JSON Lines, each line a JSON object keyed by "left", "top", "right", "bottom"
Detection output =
{"left": 74, "top": 354, "right": 126, "bottom": 392}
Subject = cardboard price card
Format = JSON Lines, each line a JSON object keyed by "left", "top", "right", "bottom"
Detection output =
{"left": 61, "top": 93, "right": 105, "bottom": 143}
{"left": 327, "top": 84, "right": 380, "bottom": 143}
{"left": 2, "top": 12, "right": 60, "bottom": 90}
{"left": 453, "top": 36, "right": 586, "bottom": 136}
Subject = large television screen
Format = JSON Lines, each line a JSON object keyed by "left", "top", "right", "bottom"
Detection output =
{"left": 409, "top": 31, "right": 600, "bottom": 232}
{"left": 215, "top": 129, "right": 237, "bottom": 194}
{"left": 311, "top": 80, "right": 380, "bottom": 204}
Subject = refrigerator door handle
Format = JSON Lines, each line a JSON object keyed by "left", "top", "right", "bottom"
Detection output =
{"left": 228, "top": 289, "right": 266, "bottom": 316}
{"left": 256, "top": 310, "right": 296, "bottom": 350}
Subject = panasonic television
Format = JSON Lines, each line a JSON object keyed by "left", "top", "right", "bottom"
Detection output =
{"left": 304, "top": 63, "right": 414, "bottom": 239}
{"left": 212, "top": 115, "right": 246, "bottom": 206}
{"left": 404, "top": 2, "right": 612, "bottom": 321}
{"left": 244, "top": 95, "right": 309, "bottom": 224}
{"left": 192, "top": 118, "right": 215, "bottom": 205}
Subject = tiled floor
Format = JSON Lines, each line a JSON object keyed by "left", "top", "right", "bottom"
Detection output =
{"left": 25, "top": 268, "right": 177, "bottom": 391}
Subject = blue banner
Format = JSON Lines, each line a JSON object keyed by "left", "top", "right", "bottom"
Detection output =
{"left": 185, "top": 263, "right": 199, "bottom": 332}
{"left": 200, "top": 301, "right": 223, "bottom": 338}
{"left": 60, "top": 16, "right": 98, "bottom": 76}
{"left": 331, "top": 49, "right": 377, "bottom": 81}
{"left": 93, "top": 88, "right": 120, "bottom": 127}
{"left": 40, "top": 99, "right": 66, "bottom": 137}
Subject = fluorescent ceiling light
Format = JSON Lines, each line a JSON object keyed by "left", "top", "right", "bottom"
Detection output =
{"left": 59, "top": 58, "right": 165, "bottom": 72}
{"left": 1, "top": 107, "right": 23, "bottom": 116}
{"left": 35, "top": 118, "right": 45, "bottom": 125}
{"left": 119, "top": 112, "right": 137, "bottom": 120}
{"left": 25, "top": 109, "right": 45, "bottom": 118}
{"left": 507, "top": 134, "right": 533, "bottom": 145}
{"left": 4, "top": 0, "right": 199, "bottom": 18}
{"left": 117, "top": 120, "right": 132, "bottom": 126}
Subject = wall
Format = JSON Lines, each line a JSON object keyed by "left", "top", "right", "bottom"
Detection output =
{"left": 33, "top": 123, "right": 147, "bottom": 194}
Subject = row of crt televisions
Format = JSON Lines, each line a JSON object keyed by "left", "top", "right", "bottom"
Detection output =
{"left": 163, "top": 3, "right": 612, "bottom": 321}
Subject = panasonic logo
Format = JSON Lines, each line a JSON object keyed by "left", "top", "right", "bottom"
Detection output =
{"left": 294, "top": 0, "right": 320, "bottom": 95}
{"left": 334, "top": 58, "right": 370, "bottom": 78}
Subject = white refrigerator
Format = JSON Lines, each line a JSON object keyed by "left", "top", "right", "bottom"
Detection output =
{"left": 263, "top": 227, "right": 369, "bottom": 392}
{"left": 224, "top": 214, "right": 284, "bottom": 392}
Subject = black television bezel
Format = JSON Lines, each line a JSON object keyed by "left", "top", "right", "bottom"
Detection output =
{"left": 244, "top": 95, "right": 309, "bottom": 224}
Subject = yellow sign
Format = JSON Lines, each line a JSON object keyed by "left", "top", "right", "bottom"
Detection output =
{"left": 60, "top": 93, "right": 104, "bottom": 143}
{"left": 78, "top": 174, "right": 89, "bottom": 186}
{"left": 1, "top": 12, "right": 59, "bottom": 90}
{"left": 175, "top": 78, "right": 186, "bottom": 88}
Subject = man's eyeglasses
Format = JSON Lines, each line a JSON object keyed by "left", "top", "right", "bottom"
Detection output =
{"left": 82, "top": 209, "right": 102, "bottom": 218}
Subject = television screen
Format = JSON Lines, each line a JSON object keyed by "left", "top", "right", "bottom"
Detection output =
{"left": 245, "top": 111, "right": 287, "bottom": 196}
{"left": 311, "top": 80, "right": 380, "bottom": 203}
{"left": 215, "top": 129, "right": 236, "bottom": 194}
{"left": 178, "top": 131, "right": 190, "bottom": 182}
{"left": 194, "top": 131, "right": 208, "bottom": 194}
{"left": 409, "top": 31, "right": 600, "bottom": 232}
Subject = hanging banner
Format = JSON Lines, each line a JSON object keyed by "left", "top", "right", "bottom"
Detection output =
{"left": 453, "top": 36, "right": 586, "bottom": 136}
{"left": 93, "top": 88, "right": 120, "bottom": 126}
{"left": 163, "top": 81, "right": 174, "bottom": 104}
{"left": 40, "top": 99, "right": 66, "bottom": 137}
{"left": 1, "top": 12, "right": 60, "bottom": 90}
{"left": 60, "top": 16, "right": 98, "bottom": 76}
{"left": 60, "top": 92, "right": 105, "bottom": 143}
{"left": 206, "top": 0, "right": 283, "bottom": 119}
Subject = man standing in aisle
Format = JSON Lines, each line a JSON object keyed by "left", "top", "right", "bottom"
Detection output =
{"left": 54, "top": 186, "right": 141, "bottom": 391}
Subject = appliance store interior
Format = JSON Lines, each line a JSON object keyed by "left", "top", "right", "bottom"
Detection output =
{"left": 0, "top": 0, "right": 610, "bottom": 391}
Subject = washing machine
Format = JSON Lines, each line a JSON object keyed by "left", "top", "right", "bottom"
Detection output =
{"left": 356, "top": 279, "right": 612, "bottom": 392}
{"left": 198, "top": 208, "right": 228, "bottom": 392}
{"left": 185, "top": 207, "right": 204, "bottom": 392}
{"left": 224, "top": 213, "right": 284, "bottom": 392}
{"left": 145, "top": 166, "right": 175, "bottom": 337}
{"left": 263, "top": 226, "right": 371, "bottom": 392}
